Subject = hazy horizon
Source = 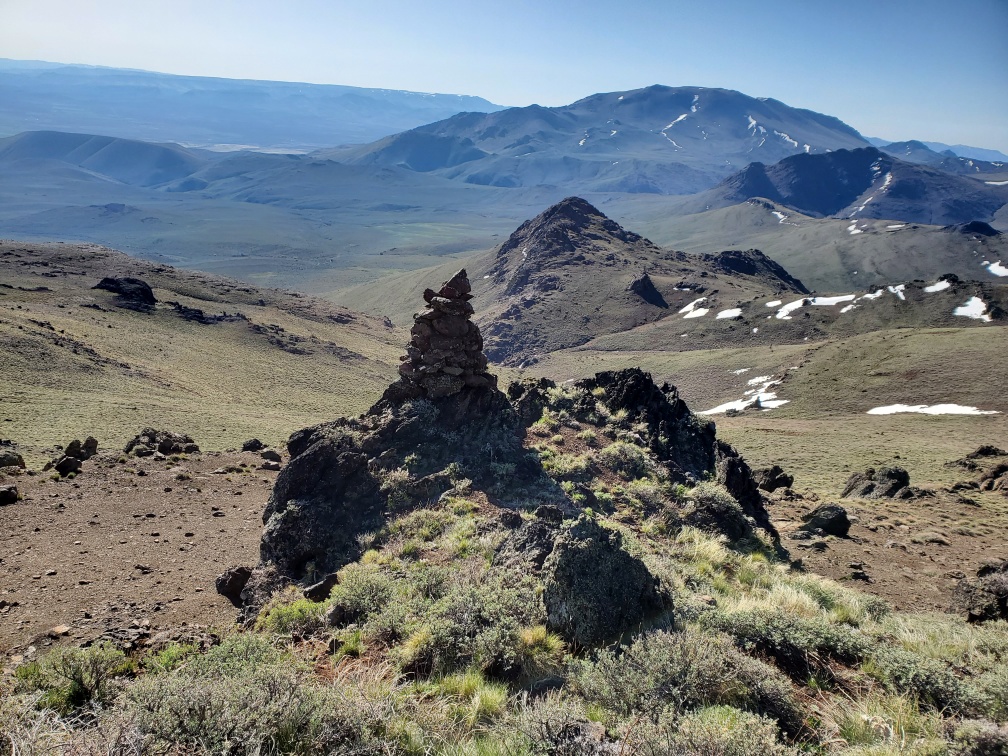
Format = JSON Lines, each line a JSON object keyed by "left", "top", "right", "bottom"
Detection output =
{"left": 2, "top": 0, "right": 1007, "bottom": 152}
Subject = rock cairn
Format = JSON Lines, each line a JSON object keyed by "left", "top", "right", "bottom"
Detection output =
{"left": 397, "top": 269, "right": 496, "bottom": 398}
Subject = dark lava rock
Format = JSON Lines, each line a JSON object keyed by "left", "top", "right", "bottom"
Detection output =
{"left": 626, "top": 271, "right": 668, "bottom": 308}
{"left": 303, "top": 572, "right": 340, "bottom": 602}
{"left": 534, "top": 504, "right": 565, "bottom": 526}
{"left": 260, "top": 448, "right": 282, "bottom": 463}
{"left": 124, "top": 428, "right": 199, "bottom": 456}
{"left": 841, "top": 467, "right": 910, "bottom": 499}
{"left": 542, "top": 516, "right": 664, "bottom": 648}
{"left": 63, "top": 436, "right": 98, "bottom": 461}
{"left": 799, "top": 504, "right": 850, "bottom": 537}
{"left": 259, "top": 384, "right": 551, "bottom": 583}
{"left": 242, "top": 438, "right": 266, "bottom": 452}
{"left": 53, "top": 455, "right": 82, "bottom": 477}
{"left": 943, "top": 220, "right": 1001, "bottom": 237}
{"left": 499, "top": 510, "right": 522, "bottom": 529}
{"left": 215, "top": 566, "right": 252, "bottom": 606}
{"left": 261, "top": 460, "right": 281, "bottom": 472}
{"left": 755, "top": 464, "right": 794, "bottom": 492}
{"left": 494, "top": 520, "right": 559, "bottom": 573}
{"left": 0, "top": 444, "right": 25, "bottom": 469}
{"left": 0, "top": 484, "right": 18, "bottom": 505}
{"left": 953, "top": 561, "right": 1008, "bottom": 623}
{"left": 94, "top": 277, "right": 156, "bottom": 312}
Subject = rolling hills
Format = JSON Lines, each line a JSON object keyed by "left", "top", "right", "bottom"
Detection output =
{"left": 0, "top": 59, "right": 505, "bottom": 150}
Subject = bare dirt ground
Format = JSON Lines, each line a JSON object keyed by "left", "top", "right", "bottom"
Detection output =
{"left": 771, "top": 484, "right": 1008, "bottom": 613}
{"left": 1, "top": 447, "right": 273, "bottom": 667}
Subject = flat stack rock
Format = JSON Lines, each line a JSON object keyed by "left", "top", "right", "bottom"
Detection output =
{"left": 396, "top": 269, "right": 496, "bottom": 398}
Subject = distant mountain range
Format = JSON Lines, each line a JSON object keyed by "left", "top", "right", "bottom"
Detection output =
{"left": 2, "top": 72, "right": 1008, "bottom": 296}
{"left": 331, "top": 85, "right": 870, "bottom": 194}
{"left": 0, "top": 59, "right": 505, "bottom": 150}
{"left": 867, "top": 136, "right": 1008, "bottom": 164}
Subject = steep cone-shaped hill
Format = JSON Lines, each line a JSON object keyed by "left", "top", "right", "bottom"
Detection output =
{"left": 241, "top": 274, "right": 778, "bottom": 638}
{"left": 474, "top": 197, "right": 808, "bottom": 365}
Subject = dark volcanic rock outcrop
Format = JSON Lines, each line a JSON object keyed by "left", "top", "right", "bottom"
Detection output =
{"left": 124, "top": 428, "right": 199, "bottom": 457}
{"left": 841, "top": 467, "right": 911, "bottom": 499}
{"left": 542, "top": 516, "right": 665, "bottom": 647}
{"left": 0, "top": 442, "right": 25, "bottom": 469}
{"left": 94, "top": 276, "right": 156, "bottom": 312}
{"left": 953, "top": 561, "right": 1008, "bottom": 623}
{"left": 250, "top": 281, "right": 775, "bottom": 616}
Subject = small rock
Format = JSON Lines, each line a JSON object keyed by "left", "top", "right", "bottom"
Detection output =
{"left": 260, "top": 460, "right": 281, "bottom": 471}
{"left": 216, "top": 566, "right": 252, "bottom": 606}
{"left": 303, "top": 572, "right": 340, "bottom": 602}
{"left": 0, "top": 484, "right": 18, "bottom": 505}
{"left": 242, "top": 439, "right": 266, "bottom": 452}
{"left": 260, "top": 448, "right": 282, "bottom": 463}
{"left": 50, "top": 625, "right": 71, "bottom": 636}
{"left": 754, "top": 464, "right": 794, "bottom": 492}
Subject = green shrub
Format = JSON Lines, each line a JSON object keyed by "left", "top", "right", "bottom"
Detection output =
{"left": 14, "top": 642, "right": 133, "bottom": 715}
{"left": 142, "top": 641, "right": 199, "bottom": 674}
{"left": 127, "top": 653, "right": 380, "bottom": 754}
{"left": 867, "top": 645, "right": 972, "bottom": 714}
{"left": 626, "top": 705, "right": 799, "bottom": 756}
{"left": 515, "top": 625, "right": 567, "bottom": 684}
{"left": 325, "top": 563, "right": 395, "bottom": 627}
{"left": 702, "top": 609, "right": 871, "bottom": 682}
{"left": 576, "top": 629, "right": 804, "bottom": 737}
{"left": 256, "top": 596, "right": 324, "bottom": 638}
{"left": 597, "top": 441, "right": 652, "bottom": 480}
{"left": 970, "top": 664, "right": 1008, "bottom": 720}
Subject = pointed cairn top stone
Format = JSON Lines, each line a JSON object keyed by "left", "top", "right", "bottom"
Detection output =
{"left": 396, "top": 269, "right": 497, "bottom": 399}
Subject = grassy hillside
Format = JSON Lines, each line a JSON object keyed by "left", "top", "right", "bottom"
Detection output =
{"left": 0, "top": 240, "right": 402, "bottom": 465}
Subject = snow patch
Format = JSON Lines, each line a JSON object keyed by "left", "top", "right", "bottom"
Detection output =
{"left": 886, "top": 224, "right": 906, "bottom": 230}
{"left": 752, "top": 327, "right": 759, "bottom": 333}
{"left": 716, "top": 308, "right": 743, "bottom": 319}
{"left": 774, "top": 130, "right": 799, "bottom": 148}
{"left": 811, "top": 294, "right": 856, "bottom": 306}
{"left": 860, "top": 289, "right": 885, "bottom": 300}
{"left": 867, "top": 404, "right": 998, "bottom": 416}
{"left": 804, "top": 144, "right": 811, "bottom": 153}
{"left": 684, "top": 307, "right": 710, "bottom": 319}
{"left": 765, "top": 300, "right": 782, "bottom": 308}
{"left": 887, "top": 285, "right": 906, "bottom": 300}
{"left": 987, "top": 261, "right": 1008, "bottom": 277}
{"left": 702, "top": 375, "right": 789, "bottom": 415}
{"left": 985, "top": 180, "right": 1008, "bottom": 186}
{"left": 678, "top": 296, "right": 706, "bottom": 315}
{"left": 924, "top": 280, "right": 951, "bottom": 293}
{"left": 840, "top": 304, "right": 858, "bottom": 313}
{"left": 731, "top": 368, "right": 751, "bottom": 375}
{"left": 954, "top": 296, "right": 992, "bottom": 322}
{"left": 847, "top": 222, "right": 864, "bottom": 235}
{"left": 775, "top": 299, "right": 808, "bottom": 320}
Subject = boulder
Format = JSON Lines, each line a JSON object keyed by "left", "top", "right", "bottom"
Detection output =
{"left": 841, "top": 467, "right": 910, "bottom": 499}
{"left": 953, "top": 561, "right": 1008, "bottom": 623}
{"left": 755, "top": 464, "right": 794, "bottom": 492}
{"left": 0, "top": 444, "right": 25, "bottom": 469}
{"left": 124, "top": 428, "right": 199, "bottom": 456}
{"left": 494, "top": 519, "right": 559, "bottom": 572}
{"left": 242, "top": 438, "right": 266, "bottom": 452}
{"left": 54, "top": 455, "right": 82, "bottom": 477}
{"left": 93, "top": 276, "right": 156, "bottom": 312}
{"left": 260, "top": 448, "right": 282, "bottom": 463}
{"left": 0, "top": 484, "right": 17, "bottom": 505}
{"left": 215, "top": 566, "right": 252, "bottom": 606}
{"left": 799, "top": 503, "right": 850, "bottom": 537}
{"left": 542, "top": 516, "right": 664, "bottom": 647}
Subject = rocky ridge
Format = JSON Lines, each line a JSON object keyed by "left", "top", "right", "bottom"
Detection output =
{"left": 239, "top": 277, "right": 781, "bottom": 627}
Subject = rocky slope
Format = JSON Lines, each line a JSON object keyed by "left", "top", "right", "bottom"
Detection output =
{"left": 238, "top": 273, "right": 778, "bottom": 620}
{"left": 472, "top": 197, "right": 809, "bottom": 365}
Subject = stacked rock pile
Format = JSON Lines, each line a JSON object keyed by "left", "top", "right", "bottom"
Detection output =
{"left": 397, "top": 269, "right": 497, "bottom": 398}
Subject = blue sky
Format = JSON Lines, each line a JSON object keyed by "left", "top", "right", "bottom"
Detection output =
{"left": 2, "top": 0, "right": 1007, "bottom": 150}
